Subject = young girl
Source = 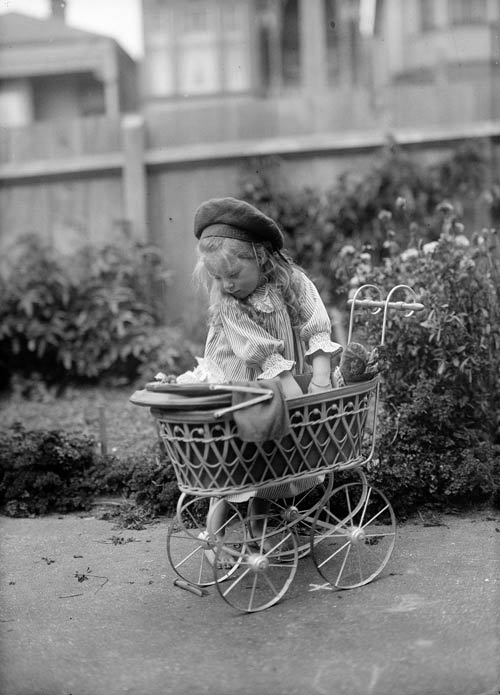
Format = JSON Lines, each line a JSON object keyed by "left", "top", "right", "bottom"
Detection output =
{"left": 193, "top": 196, "right": 343, "bottom": 565}
{"left": 194, "top": 196, "right": 342, "bottom": 394}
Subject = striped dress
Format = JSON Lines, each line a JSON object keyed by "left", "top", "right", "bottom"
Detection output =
{"left": 204, "top": 268, "right": 341, "bottom": 381}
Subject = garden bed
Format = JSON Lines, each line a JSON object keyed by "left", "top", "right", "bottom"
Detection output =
{"left": 0, "top": 387, "right": 181, "bottom": 523}
{"left": 0, "top": 386, "right": 156, "bottom": 459}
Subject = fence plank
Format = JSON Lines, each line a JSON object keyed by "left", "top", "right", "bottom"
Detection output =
{"left": 87, "top": 176, "right": 125, "bottom": 246}
{"left": 82, "top": 115, "right": 122, "bottom": 154}
{"left": 121, "top": 115, "right": 147, "bottom": 241}
{"left": 0, "top": 153, "right": 123, "bottom": 183}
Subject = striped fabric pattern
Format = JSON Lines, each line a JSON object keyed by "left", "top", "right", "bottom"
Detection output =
{"left": 204, "top": 270, "right": 342, "bottom": 382}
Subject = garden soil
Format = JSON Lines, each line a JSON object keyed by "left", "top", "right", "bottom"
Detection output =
{"left": 0, "top": 510, "right": 499, "bottom": 695}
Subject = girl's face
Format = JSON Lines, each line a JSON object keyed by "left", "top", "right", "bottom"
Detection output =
{"left": 205, "top": 255, "right": 261, "bottom": 300}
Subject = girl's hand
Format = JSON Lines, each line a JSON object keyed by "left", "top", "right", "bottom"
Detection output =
{"left": 308, "top": 352, "right": 333, "bottom": 394}
{"left": 307, "top": 379, "right": 332, "bottom": 395}
{"left": 278, "top": 371, "right": 303, "bottom": 399}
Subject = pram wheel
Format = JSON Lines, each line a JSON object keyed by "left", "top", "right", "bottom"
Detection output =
{"left": 213, "top": 502, "right": 299, "bottom": 613}
{"left": 256, "top": 473, "right": 334, "bottom": 560}
{"left": 311, "top": 481, "right": 396, "bottom": 589}
{"left": 166, "top": 494, "right": 242, "bottom": 586}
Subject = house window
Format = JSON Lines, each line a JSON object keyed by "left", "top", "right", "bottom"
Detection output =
{"left": 281, "top": 0, "right": 300, "bottom": 87}
{"left": 325, "top": 0, "right": 341, "bottom": 83}
{"left": 146, "top": 0, "right": 252, "bottom": 97}
{"left": 176, "top": 2, "right": 216, "bottom": 94}
{"left": 420, "top": 0, "right": 437, "bottom": 31}
{"left": 221, "top": 5, "right": 250, "bottom": 91}
{"left": 178, "top": 45, "right": 219, "bottom": 94}
{"left": 148, "top": 34, "right": 175, "bottom": 97}
{"left": 448, "top": 0, "right": 488, "bottom": 24}
{"left": 221, "top": 4, "right": 241, "bottom": 31}
{"left": 181, "top": 5, "right": 210, "bottom": 32}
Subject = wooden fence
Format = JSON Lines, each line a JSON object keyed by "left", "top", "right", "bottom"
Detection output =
{"left": 1, "top": 100, "right": 500, "bottom": 324}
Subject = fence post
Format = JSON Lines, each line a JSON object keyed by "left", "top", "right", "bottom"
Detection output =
{"left": 122, "top": 114, "right": 148, "bottom": 241}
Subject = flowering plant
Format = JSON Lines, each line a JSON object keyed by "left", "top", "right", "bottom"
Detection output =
{"left": 347, "top": 202, "right": 500, "bottom": 511}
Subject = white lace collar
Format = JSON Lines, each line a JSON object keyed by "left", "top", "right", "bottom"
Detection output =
{"left": 246, "top": 284, "right": 275, "bottom": 313}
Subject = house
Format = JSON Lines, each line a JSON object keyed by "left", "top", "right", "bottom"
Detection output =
{"left": 140, "top": 0, "right": 500, "bottom": 132}
{"left": 372, "top": 0, "right": 500, "bottom": 125}
{"left": 0, "top": 10, "right": 138, "bottom": 126}
{"left": 377, "top": 0, "right": 500, "bottom": 82}
{"left": 141, "top": 0, "right": 364, "bottom": 101}
{"left": 139, "top": 0, "right": 378, "bottom": 142}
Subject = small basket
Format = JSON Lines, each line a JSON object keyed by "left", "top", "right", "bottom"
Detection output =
{"left": 151, "top": 377, "right": 378, "bottom": 497}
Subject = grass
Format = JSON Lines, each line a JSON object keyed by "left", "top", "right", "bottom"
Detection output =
{"left": 0, "top": 385, "right": 157, "bottom": 459}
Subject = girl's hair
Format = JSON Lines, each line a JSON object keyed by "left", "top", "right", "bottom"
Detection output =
{"left": 194, "top": 236, "right": 304, "bottom": 326}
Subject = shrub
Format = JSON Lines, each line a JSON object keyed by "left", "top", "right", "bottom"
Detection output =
{"left": 0, "top": 235, "right": 171, "bottom": 389}
{"left": 238, "top": 140, "right": 500, "bottom": 307}
{"left": 0, "top": 424, "right": 181, "bottom": 519}
{"left": 351, "top": 226, "right": 500, "bottom": 512}
{"left": 0, "top": 424, "right": 99, "bottom": 515}
{"left": 133, "top": 326, "right": 203, "bottom": 386}
{"left": 93, "top": 441, "right": 180, "bottom": 517}
{"left": 367, "top": 380, "right": 500, "bottom": 512}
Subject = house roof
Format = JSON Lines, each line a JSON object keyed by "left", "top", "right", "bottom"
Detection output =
{"left": 0, "top": 11, "right": 112, "bottom": 47}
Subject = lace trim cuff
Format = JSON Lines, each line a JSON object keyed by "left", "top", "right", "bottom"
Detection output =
{"left": 305, "top": 332, "right": 343, "bottom": 359}
{"left": 258, "top": 353, "right": 295, "bottom": 380}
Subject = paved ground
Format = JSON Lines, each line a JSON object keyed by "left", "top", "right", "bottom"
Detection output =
{"left": 1, "top": 510, "right": 499, "bottom": 695}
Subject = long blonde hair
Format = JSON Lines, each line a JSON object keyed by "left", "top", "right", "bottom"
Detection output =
{"left": 194, "top": 236, "right": 304, "bottom": 326}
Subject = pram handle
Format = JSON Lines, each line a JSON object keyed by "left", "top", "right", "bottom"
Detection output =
{"left": 347, "top": 298, "right": 424, "bottom": 312}
{"left": 208, "top": 384, "right": 274, "bottom": 418}
{"left": 347, "top": 283, "right": 425, "bottom": 346}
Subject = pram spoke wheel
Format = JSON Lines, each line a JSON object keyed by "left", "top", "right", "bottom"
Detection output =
{"left": 259, "top": 473, "right": 334, "bottom": 559}
{"left": 167, "top": 494, "right": 242, "bottom": 586}
{"left": 213, "top": 509, "right": 298, "bottom": 613}
{"left": 311, "top": 482, "right": 396, "bottom": 589}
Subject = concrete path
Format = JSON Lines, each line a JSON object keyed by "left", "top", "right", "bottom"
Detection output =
{"left": 1, "top": 511, "right": 499, "bottom": 695}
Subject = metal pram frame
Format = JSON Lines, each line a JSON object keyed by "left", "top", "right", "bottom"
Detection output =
{"left": 146, "top": 285, "right": 424, "bottom": 612}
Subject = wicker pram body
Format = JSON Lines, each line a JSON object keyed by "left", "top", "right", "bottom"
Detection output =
{"left": 152, "top": 377, "right": 378, "bottom": 497}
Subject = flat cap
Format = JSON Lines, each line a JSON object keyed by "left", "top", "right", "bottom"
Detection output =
{"left": 194, "top": 197, "right": 284, "bottom": 250}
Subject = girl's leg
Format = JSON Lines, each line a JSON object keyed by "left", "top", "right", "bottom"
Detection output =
{"left": 207, "top": 497, "right": 228, "bottom": 540}
{"left": 205, "top": 497, "right": 235, "bottom": 569}
{"left": 250, "top": 496, "right": 269, "bottom": 518}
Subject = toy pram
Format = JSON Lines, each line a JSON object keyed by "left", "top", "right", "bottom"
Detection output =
{"left": 130, "top": 285, "right": 424, "bottom": 612}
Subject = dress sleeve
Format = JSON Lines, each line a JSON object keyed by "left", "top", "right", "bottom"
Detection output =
{"left": 295, "top": 271, "right": 343, "bottom": 360}
{"left": 204, "top": 299, "right": 294, "bottom": 380}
